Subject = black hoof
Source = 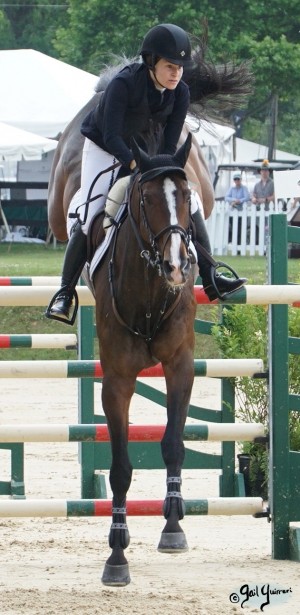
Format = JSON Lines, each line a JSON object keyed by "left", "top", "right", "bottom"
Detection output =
{"left": 101, "top": 563, "right": 131, "bottom": 586}
{"left": 157, "top": 532, "right": 188, "bottom": 553}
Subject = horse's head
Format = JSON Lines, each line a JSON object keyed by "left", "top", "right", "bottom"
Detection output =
{"left": 131, "top": 134, "right": 193, "bottom": 287}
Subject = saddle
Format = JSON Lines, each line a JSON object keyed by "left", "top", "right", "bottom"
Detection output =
{"left": 86, "top": 177, "right": 130, "bottom": 280}
{"left": 87, "top": 211, "right": 105, "bottom": 263}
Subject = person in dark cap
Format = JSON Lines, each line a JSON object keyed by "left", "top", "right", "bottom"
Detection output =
{"left": 251, "top": 160, "right": 274, "bottom": 208}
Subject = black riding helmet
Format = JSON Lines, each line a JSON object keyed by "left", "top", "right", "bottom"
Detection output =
{"left": 140, "top": 23, "right": 192, "bottom": 69}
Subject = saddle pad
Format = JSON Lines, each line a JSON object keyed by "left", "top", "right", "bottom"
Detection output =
{"left": 89, "top": 202, "right": 127, "bottom": 281}
{"left": 189, "top": 241, "right": 197, "bottom": 265}
{"left": 67, "top": 189, "right": 82, "bottom": 237}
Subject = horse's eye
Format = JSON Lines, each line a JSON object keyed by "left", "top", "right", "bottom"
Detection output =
{"left": 142, "top": 192, "right": 152, "bottom": 206}
{"left": 142, "top": 195, "right": 149, "bottom": 206}
{"left": 183, "top": 189, "right": 191, "bottom": 201}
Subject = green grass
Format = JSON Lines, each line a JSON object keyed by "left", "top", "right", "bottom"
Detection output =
{"left": 0, "top": 243, "right": 74, "bottom": 360}
{"left": 1, "top": 244, "right": 299, "bottom": 360}
{"left": 0, "top": 242, "right": 66, "bottom": 276}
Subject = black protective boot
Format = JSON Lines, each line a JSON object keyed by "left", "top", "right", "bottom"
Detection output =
{"left": 45, "top": 223, "right": 87, "bottom": 325}
{"left": 192, "top": 208, "right": 247, "bottom": 301}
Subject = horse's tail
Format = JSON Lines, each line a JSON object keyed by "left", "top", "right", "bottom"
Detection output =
{"left": 184, "top": 24, "right": 253, "bottom": 120}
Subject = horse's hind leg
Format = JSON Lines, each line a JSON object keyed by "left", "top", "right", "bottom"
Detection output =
{"left": 101, "top": 373, "right": 135, "bottom": 586}
{"left": 158, "top": 355, "right": 194, "bottom": 553}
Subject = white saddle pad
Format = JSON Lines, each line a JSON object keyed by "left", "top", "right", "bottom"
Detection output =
{"left": 89, "top": 202, "right": 127, "bottom": 281}
{"left": 67, "top": 189, "right": 82, "bottom": 238}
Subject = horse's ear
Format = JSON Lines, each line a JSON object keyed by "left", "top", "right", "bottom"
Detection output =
{"left": 131, "top": 138, "right": 151, "bottom": 171}
{"left": 173, "top": 133, "right": 192, "bottom": 168}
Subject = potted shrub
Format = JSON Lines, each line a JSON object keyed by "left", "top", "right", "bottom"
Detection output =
{"left": 212, "top": 304, "right": 300, "bottom": 500}
{"left": 237, "top": 442, "right": 268, "bottom": 500}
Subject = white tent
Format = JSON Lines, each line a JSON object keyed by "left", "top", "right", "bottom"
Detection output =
{"left": 0, "top": 49, "right": 98, "bottom": 138}
{"left": 187, "top": 117, "right": 235, "bottom": 147}
{"left": 0, "top": 122, "right": 57, "bottom": 161}
{"left": 186, "top": 116, "right": 235, "bottom": 185}
{"left": 236, "top": 137, "right": 299, "bottom": 163}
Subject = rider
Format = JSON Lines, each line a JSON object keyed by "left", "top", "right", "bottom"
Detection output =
{"left": 46, "top": 23, "right": 246, "bottom": 324}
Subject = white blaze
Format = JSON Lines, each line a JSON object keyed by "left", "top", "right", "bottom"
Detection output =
{"left": 163, "top": 178, "right": 181, "bottom": 268}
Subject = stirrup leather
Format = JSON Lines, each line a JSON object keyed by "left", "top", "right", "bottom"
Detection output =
{"left": 45, "top": 286, "right": 79, "bottom": 326}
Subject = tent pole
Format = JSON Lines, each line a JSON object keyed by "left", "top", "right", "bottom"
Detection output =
{"left": 0, "top": 196, "right": 11, "bottom": 236}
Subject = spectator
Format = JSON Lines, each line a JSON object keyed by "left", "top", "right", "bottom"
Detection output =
{"left": 251, "top": 159, "right": 274, "bottom": 209}
{"left": 291, "top": 197, "right": 300, "bottom": 208}
{"left": 225, "top": 172, "right": 250, "bottom": 210}
{"left": 225, "top": 171, "right": 250, "bottom": 245}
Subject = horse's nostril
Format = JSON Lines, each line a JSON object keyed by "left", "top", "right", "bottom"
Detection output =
{"left": 163, "top": 259, "right": 190, "bottom": 279}
{"left": 163, "top": 260, "right": 174, "bottom": 273}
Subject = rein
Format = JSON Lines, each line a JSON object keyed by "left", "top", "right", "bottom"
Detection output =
{"left": 108, "top": 171, "right": 192, "bottom": 343}
{"left": 69, "top": 161, "right": 121, "bottom": 225}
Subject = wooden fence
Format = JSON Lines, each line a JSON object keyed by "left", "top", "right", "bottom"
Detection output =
{"left": 1, "top": 181, "right": 299, "bottom": 256}
{"left": 206, "top": 199, "right": 299, "bottom": 257}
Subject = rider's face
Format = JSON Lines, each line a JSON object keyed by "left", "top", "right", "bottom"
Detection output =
{"left": 151, "top": 59, "right": 183, "bottom": 89}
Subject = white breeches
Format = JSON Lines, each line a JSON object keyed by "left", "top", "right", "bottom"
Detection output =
{"left": 191, "top": 189, "right": 204, "bottom": 218}
{"left": 76, "top": 138, "right": 117, "bottom": 235}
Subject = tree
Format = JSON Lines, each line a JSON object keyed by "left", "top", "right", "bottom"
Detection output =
{"left": 1, "top": 0, "right": 69, "bottom": 57}
{"left": 2, "top": 0, "right": 300, "bottom": 154}
{"left": 53, "top": 0, "right": 209, "bottom": 73}
{"left": 0, "top": 10, "right": 15, "bottom": 48}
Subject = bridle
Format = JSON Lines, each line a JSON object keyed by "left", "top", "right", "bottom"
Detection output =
{"left": 108, "top": 167, "right": 193, "bottom": 343}
{"left": 129, "top": 167, "right": 192, "bottom": 274}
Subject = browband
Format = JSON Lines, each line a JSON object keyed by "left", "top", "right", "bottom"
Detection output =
{"left": 139, "top": 166, "right": 187, "bottom": 185}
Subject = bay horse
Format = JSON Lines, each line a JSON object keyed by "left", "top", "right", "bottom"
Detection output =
{"left": 47, "top": 52, "right": 252, "bottom": 585}
{"left": 92, "top": 134, "right": 196, "bottom": 585}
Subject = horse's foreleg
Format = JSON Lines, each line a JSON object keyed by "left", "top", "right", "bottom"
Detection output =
{"left": 101, "top": 374, "right": 135, "bottom": 586}
{"left": 158, "top": 355, "right": 194, "bottom": 553}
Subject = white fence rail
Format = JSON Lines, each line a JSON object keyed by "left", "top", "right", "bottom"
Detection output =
{"left": 206, "top": 200, "right": 298, "bottom": 256}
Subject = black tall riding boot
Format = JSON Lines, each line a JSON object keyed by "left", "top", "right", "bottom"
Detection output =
{"left": 45, "top": 223, "right": 87, "bottom": 325}
{"left": 192, "top": 208, "right": 247, "bottom": 301}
